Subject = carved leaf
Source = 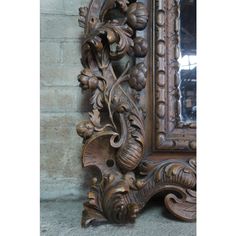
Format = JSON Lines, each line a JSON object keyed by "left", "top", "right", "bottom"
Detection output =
{"left": 129, "top": 114, "right": 144, "bottom": 131}
{"left": 96, "top": 22, "right": 134, "bottom": 59}
{"left": 164, "top": 190, "right": 196, "bottom": 221}
{"left": 110, "top": 24, "right": 134, "bottom": 59}
{"left": 89, "top": 109, "right": 101, "bottom": 127}
{"left": 90, "top": 89, "right": 103, "bottom": 110}
{"left": 82, "top": 206, "right": 107, "bottom": 227}
{"left": 76, "top": 0, "right": 195, "bottom": 227}
{"left": 78, "top": 7, "right": 88, "bottom": 28}
{"left": 155, "top": 160, "right": 196, "bottom": 188}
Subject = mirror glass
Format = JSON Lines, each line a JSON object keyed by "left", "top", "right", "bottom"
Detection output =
{"left": 178, "top": 0, "right": 196, "bottom": 122}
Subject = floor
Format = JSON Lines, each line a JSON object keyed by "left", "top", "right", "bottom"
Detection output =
{"left": 41, "top": 199, "right": 196, "bottom": 236}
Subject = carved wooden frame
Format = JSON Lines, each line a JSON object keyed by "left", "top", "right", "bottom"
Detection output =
{"left": 154, "top": 0, "right": 196, "bottom": 151}
{"left": 77, "top": 0, "right": 196, "bottom": 227}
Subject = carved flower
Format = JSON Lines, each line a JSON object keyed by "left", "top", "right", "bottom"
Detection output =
{"left": 133, "top": 37, "right": 148, "bottom": 57}
{"left": 128, "top": 62, "right": 147, "bottom": 91}
{"left": 126, "top": 2, "right": 148, "bottom": 30}
{"left": 76, "top": 121, "right": 94, "bottom": 139}
{"left": 78, "top": 68, "right": 98, "bottom": 90}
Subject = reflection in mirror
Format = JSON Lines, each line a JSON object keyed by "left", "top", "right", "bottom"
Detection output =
{"left": 178, "top": 0, "right": 196, "bottom": 122}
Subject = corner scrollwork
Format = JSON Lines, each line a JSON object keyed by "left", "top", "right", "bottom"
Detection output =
{"left": 77, "top": 0, "right": 148, "bottom": 173}
{"left": 76, "top": 0, "right": 196, "bottom": 227}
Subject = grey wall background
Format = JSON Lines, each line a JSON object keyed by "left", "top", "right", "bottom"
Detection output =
{"left": 40, "top": 2, "right": 196, "bottom": 235}
{"left": 40, "top": 0, "right": 90, "bottom": 200}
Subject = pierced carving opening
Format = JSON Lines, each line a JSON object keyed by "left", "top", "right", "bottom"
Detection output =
{"left": 106, "top": 159, "right": 115, "bottom": 167}
{"left": 103, "top": 7, "right": 125, "bottom": 22}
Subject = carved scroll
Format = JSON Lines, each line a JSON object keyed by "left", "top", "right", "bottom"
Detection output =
{"left": 77, "top": 0, "right": 196, "bottom": 227}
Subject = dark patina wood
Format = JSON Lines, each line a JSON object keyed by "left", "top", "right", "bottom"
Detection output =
{"left": 154, "top": 0, "right": 196, "bottom": 151}
{"left": 77, "top": 0, "right": 196, "bottom": 227}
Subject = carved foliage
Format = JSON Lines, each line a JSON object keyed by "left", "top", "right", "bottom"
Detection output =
{"left": 77, "top": 0, "right": 196, "bottom": 227}
{"left": 77, "top": 0, "right": 148, "bottom": 173}
{"left": 81, "top": 157, "right": 196, "bottom": 227}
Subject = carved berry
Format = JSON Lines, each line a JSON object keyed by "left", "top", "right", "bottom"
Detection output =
{"left": 133, "top": 37, "right": 148, "bottom": 57}
{"left": 128, "top": 62, "right": 147, "bottom": 91}
{"left": 126, "top": 3, "right": 148, "bottom": 30}
{"left": 78, "top": 68, "right": 98, "bottom": 90}
{"left": 76, "top": 121, "right": 94, "bottom": 139}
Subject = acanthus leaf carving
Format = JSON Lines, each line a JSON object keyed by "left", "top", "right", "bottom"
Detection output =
{"left": 81, "top": 157, "right": 196, "bottom": 227}
{"left": 77, "top": 0, "right": 148, "bottom": 173}
{"left": 77, "top": 0, "right": 196, "bottom": 227}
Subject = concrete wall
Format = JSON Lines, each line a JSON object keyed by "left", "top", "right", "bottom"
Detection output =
{"left": 40, "top": 0, "right": 91, "bottom": 200}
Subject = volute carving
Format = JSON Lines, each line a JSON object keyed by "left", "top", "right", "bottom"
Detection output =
{"left": 76, "top": 0, "right": 196, "bottom": 227}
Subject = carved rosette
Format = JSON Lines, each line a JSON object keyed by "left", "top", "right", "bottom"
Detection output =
{"left": 77, "top": 0, "right": 196, "bottom": 227}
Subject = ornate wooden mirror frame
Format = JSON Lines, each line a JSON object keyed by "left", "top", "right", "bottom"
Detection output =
{"left": 77, "top": 0, "right": 196, "bottom": 227}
